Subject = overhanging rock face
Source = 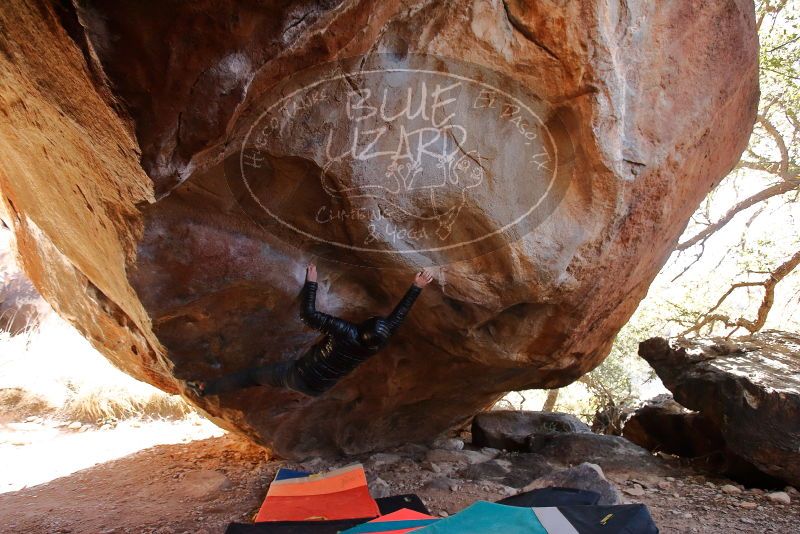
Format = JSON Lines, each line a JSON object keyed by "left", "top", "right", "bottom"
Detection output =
{"left": 0, "top": 0, "right": 758, "bottom": 457}
{"left": 639, "top": 333, "right": 800, "bottom": 487}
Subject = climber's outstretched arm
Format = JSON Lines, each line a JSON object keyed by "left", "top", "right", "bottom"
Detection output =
{"left": 385, "top": 270, "right": 433, "bottom": 332}
{"left": 300, "top": 263, "right": 355, "bottom": 337}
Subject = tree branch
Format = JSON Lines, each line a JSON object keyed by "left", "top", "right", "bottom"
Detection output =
{"left": 757, "top": 114, "right": 791, "bottom": 178}
{"left": 672, "top": 242, "right": 705, "bottom": 281}
{"left": 762, "top": 66, "right": 800, "bottom": 81}
{"left": 676, "top": 181, "right": 797, "bottom": 250}
{"left": 737, "top": 160, "right": 786, "bottom": 174}
{"left": 756, "top": 0, "right": 789, "bottom": 33}
{"left": 682, "top": 250, "right": 800, "bottom": 336}
{"left": 541, "top": 389, "right": 559, "bottom": 412}
{"left": 766, "top": 35, "right": 800, "bottom": 53}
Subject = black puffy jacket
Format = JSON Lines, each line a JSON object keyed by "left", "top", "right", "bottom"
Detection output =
{"left": 294, "top": 280, "right": 421, "bottom": 395}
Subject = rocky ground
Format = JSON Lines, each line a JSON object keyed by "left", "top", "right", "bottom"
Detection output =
{"left": 0, "top": 422, "right": 798, "bottom": 534}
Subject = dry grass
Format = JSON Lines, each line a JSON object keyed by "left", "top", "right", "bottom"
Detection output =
{"left": 0, "top": 314, "right": 194, "bottom": 423}
{"left": 63, "top": 389, "right": 193, "bottom": 423}
{"left": 0, "top": 387, "right": 55, "bottom": 419}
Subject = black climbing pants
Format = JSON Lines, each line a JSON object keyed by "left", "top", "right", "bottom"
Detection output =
{"left": 202, "top": 357, "right": 320, "bottom": 397}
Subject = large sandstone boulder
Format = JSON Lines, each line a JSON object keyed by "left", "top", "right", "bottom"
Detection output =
{"left": 622, "top": 395, "right": 785, "bottom": 486}
{"left": 0, "top": 0, "right": 758, "bottom": 457}
{"left": 639, "top": 333, "right": 800, "bottom": 487}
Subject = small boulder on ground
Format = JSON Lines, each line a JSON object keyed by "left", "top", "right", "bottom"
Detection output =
{"left": 461, "top": 454, "right": 554, "bottom": 488}
{"left": 462, "top": 459, "right": 511, "bottom": 483}
{"left": 720, "top": 484, "right": 742, "bottom": 495}
{"left": 426, "top": 448, "right": 494, "bottom": 465}
{"left": 471, "top": 410, "right": 590, "bottom": 451}
{"left": 523, "top": 462, "right": 622, "bottom": 505}
{"left": 432, "top": 438, "right": 464, "bottom": 451}
{"left": 369, "top": 453, "right": 401, "bottom": 468}
{"left": 424, "top": 477, "right": 460, "bottom": 492}
{"left": 368, "top": 477, "right": 392, "bottom": 498}
{"left": 766, "top": 491, "right": 791, "bottom": 505}
{"left": 526, "top": 432, "right": 670, "bottom": 476}
{"left": 178, "top": 470, "right": 231, "bottom": 500}
{"left": 623, "top": 484, "right": 646, "bottom": 497}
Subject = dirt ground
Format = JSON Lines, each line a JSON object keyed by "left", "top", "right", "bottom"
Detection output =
{"left": 0, "top": 423, "right": 798, "bottom": 533}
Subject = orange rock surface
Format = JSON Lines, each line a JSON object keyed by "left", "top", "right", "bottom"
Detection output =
{"left": 0, "top": 0, "right": 758, "bottom": 457}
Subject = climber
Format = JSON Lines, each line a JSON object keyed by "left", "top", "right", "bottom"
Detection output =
{"left": 185, "top": 263, "right": 433, "bottom": 398}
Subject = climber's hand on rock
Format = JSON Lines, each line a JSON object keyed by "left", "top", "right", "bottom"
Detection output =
{"left": 306, "top": 263, "right": 317, "bottom": 282}
{"left": 186, "top": 380, "right": 206, "bottom": 398}
{"left": 414, "top": 269, "right": 434, "bottom": 288}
